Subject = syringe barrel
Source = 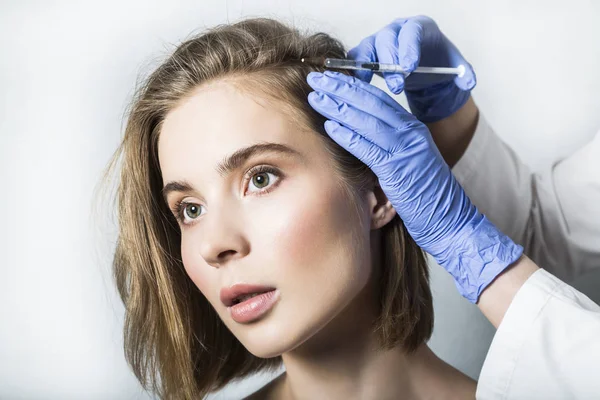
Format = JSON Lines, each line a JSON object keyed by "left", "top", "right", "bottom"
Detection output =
{"left": 324, "top": 58, "right": 407, "bottom": 73}
{"left": 324, "top": 58, "right": 365, "bottom": 70}
{"left": 323, "top": 58, "right": 462, "bottom": 76}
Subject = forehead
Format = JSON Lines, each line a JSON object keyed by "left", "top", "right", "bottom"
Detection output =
{"left": 158, "top": 81, "right": 318, "bottom": 182}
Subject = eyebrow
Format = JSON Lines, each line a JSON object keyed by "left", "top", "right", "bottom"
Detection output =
{"left": 161, "top": 142, "right": 301, "bottom": 202}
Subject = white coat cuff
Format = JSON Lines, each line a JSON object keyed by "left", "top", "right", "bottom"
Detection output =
{"left": 476, "top": 269, "right": 561, "bottom": 398}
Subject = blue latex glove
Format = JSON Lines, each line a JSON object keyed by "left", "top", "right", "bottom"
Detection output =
{"left": 307, "top": 71, "right": 522, "bottom": 303}
{"left": 347, "top": 15, "right": 477, "bottom": 123}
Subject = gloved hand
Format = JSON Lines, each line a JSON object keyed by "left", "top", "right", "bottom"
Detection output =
{"left": 348, "top": 15, "right": 476, "bottom": 123}
{"left": 307, "top": 70, "right": 522, "bottom": 303}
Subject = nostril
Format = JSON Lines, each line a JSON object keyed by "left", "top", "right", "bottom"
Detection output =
{"left": 219, "top": 249, "right": 236, "bottom": 256}
{"left": 217, "top": 249, "right": 237, "bottom": 261}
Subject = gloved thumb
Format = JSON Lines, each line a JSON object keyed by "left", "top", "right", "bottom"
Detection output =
{"left": 448, "top": 50, "right": 477, "bottom": 91}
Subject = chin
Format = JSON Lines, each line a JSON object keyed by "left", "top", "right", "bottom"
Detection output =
{"left": 234, "top": 317, "right": 302, "bottom": 358}
{"left": 235, "top": 309, "right": 339, "bottom": 359}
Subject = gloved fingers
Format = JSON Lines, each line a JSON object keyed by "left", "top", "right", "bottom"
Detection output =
{"left": 308, "top": 72, "right": 422, "bottom": 153}
{"left": 322, "top": 120, "right": 383, "bottom": 171}
{"left": 308, "top": 91, "right": 405, "bottom": 154}
{"left": 307, "top": 71, "right": 400, "bottom": 126}
{"left": 347, "top": 17, "right": 409, "bottom": 84}
{"left": 447, "top": 48, "right": 477, "bottom": 90}
{"left": 396, "top": 18, "right": 423, "bottom": 74}
{"left": 346, "top": 36, "right": 376, "bottom": 83}
{"left": 308, "top": 91, "right": 391, "bottom": 138}
{"left": 374, "top": 21, "right": 407, "bottom": 94}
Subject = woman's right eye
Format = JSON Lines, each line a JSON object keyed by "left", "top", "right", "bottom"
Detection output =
{"left": 183, "top": 203, "right": 202, "bottom": 219}
{"left": 174, "top": 201, "right": 204, "bottom": 226}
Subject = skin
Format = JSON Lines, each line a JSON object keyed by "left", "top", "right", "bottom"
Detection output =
{"left": 158, "top": 79, "right": 476, "bottom": 399}
{"left": 426, "top": 96, "right": 480, "bottom": 168}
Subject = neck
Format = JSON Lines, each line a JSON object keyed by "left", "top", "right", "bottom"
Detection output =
{"left": 282, "top": 342, "right": 432, "bottom": 400}
{"left": 276, "top": 271, "right": 474, "bottom": 400}
{"left": 280, "top": 336, "right": 474, "bottom": 399}
{"left": 272, "top": 232, "right": 476, "bottom": 400}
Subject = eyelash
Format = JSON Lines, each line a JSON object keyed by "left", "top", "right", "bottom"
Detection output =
{"left": 171, "top": 165, "right": 282, "bottom": 226}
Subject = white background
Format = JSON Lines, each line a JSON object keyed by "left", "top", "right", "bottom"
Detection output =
{"left": 1, "top": 1, "right": 599, "bottom": 399}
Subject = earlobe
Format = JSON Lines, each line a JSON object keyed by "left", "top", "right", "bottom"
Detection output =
{"left": 369, "top": 184, "right": 397, "bottom": 230}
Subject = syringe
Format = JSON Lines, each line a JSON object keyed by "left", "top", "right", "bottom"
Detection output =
{"left": 301, "top": 57, "right": 465, "bottom": 78}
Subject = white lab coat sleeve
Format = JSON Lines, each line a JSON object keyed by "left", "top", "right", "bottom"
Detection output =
{"left": 475, "top": 268, "right": 600, "bottom": 399}
{"left": 451, "top": 115, "right": 600, "bottom": 282}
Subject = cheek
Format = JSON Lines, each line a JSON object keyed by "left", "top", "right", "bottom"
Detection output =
{"left": 274, "top": 197, "right": 333, "bottom": 263}
{"left": 269, "top": 182, "right": 367, "bottom": 282}
{"left": 180, "top": 239, "right": 217, "bottom": 298}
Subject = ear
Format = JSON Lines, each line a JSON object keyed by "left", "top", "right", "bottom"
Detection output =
{"left": 367, "top": 183, "right": 397, "bottom": 230}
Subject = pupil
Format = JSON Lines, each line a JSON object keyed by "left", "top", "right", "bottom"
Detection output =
{"left": 253, "top": 173, "right": 269, "bottom": 188}
{"left": 187, "top": 205, "right": 199, "bottom": 218}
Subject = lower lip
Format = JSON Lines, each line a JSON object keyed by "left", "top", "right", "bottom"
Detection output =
{"left": 229, "top": 289, "right": 280, "bottom": 324}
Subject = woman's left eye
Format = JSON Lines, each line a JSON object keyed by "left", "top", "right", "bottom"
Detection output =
{"left": 246, "top": 166, "right": 281, "bottom": 194}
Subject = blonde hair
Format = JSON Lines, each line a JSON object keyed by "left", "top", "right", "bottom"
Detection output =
{"left": 102, "top": 17, "right": 433, "bottom": 399}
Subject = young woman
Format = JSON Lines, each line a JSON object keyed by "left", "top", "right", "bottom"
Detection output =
{"left": 103, "top": 18, "right": 477, "bottom": 399}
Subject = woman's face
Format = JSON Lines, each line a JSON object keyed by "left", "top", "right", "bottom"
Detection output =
{"left": 158, "top": 79, "right": 382, "bottom": 357}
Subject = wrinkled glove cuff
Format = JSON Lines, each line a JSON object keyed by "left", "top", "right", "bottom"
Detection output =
{"left": 434, "top": 215, "right": 524, "bottom": 303}
{"left": 406, "top": 81, "right": 471, "bottom": 123}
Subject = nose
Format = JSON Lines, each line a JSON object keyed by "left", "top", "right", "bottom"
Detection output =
{"left": 198, "top": 205, "right": 250, "bottom": 268}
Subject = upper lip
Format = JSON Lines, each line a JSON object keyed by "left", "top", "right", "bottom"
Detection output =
{"left": 220, "top": 284, "right": 276, "bottom": 307}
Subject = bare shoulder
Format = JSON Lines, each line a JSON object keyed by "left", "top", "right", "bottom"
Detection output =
{"left": 454, "top": 378, "right": 477, "bottom": 400}
{"left": 447, "top": 371, "right": 477, "bottom": 400}
{"left": 243, "top": 373, "right": 286, "bottom": 400}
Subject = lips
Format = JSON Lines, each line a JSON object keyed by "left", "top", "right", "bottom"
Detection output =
{"left": 220, "top": 284, "right": 280, "bottom": 324}
{"left": 220, "top": 284, "right": 276, "bottom": 307}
